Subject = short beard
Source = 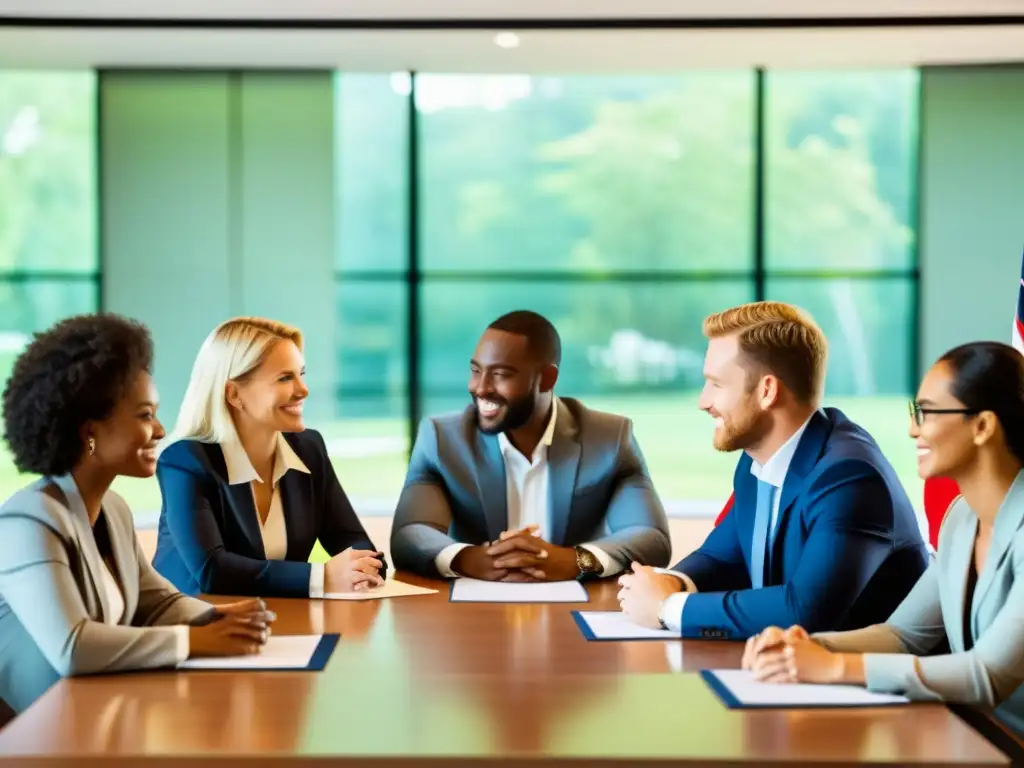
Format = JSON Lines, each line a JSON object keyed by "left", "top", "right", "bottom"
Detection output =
{"left": 712, "top": 396, "right": 771, "bottom": 453}
{"left": 476, "top": 390, "right": 537, "bottom": 435}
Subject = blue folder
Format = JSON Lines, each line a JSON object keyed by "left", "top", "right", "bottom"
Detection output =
{"left": 571, "top": 611, "right": 680, "bottom": 642}
{"left": 701, "top": 669, "right": 910, "bottom": 710}
{"left": 304, "top": 634, "right": 341, "bottom": 671}
{"left": 177, "top": 634, "right": 340, "bottom": 673}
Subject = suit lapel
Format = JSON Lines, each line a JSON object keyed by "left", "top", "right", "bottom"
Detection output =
{"left": 972, "top": 471, "right": 1024, "bottom": 622}
{"left": 279, "top": 469, "right": 312, "bottom": 560}
{"left": 226, "top": 482, "right": 266, "bottom": 558}
{"left": 208, "top": 442, "right": 266, "bottom": 558}
{"left": 774, "top": 410, "right": 830, "bottom": 519}
{"left": 547, "top": 401, "right": 581, "bottom": 547}
{"left": 102, "top": 500, "right": 139, "bottom": 620}
{"left": 733, "top": 461, "right": 756, "bottom": 568}
{"left": 945, "top": 508, "right": 976, "bottom": 652}
{"left": 474, "top": 431, "right": 508, "bottom": 542}
{"left": 768, "top": 410, "right": 831, "bottom": 570}
{"left": 53, "top": 474, "right": 112, "bottom": 623}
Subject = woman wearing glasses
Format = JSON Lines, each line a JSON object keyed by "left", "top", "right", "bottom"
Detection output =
{"left": 743, "top": 340, "right": 1024, "bottom": 739}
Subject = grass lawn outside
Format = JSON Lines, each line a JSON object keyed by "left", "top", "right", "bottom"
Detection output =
{"left": 0, "top": 394, "right": 923, "bottom": 521}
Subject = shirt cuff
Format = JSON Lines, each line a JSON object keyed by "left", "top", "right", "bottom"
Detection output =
{"left": 435, "top": 543, "right": 471, "bottom": 578}
{"left": 659, "top": 592, "right": 689, "bottom": 633}
{"left": 655, "top": 568, "right": 698, "bottom": 594}
{"left": 863, "top": 653, "right": 940, "bottom": 700}
{"left": 173, "top": 625, "right": 190, "bottom": 663}
{"left": 580, "top": 544, "right": 624, "bottom": 577}
{"left": 308, "top": 563, "right": 325, "bottom": 598}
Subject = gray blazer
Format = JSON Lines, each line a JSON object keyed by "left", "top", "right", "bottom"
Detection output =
{"left": 390, "top": 397, "right": 671, "bottom": 577}
{"left": 816, "top": 470, "right": 1024, "bottom": 736}
{"left": 0, "top": 474, "right": 213, "bottom": 713}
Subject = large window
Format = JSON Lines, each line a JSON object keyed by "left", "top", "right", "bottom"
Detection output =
{"left": 333, "top": 74, "right": 410, "bottom": 510}
{"left": 0, "top": 69, "right": 921, "bottom": 519}
{"left": 765, "top": 70, "right": 921, "bottom": 503}
{"left": 0, "top": 72, "right": 98, "bottom": 501}
{"left": 417, "top": 73, "right": 756, "bottom": 508}
{"left": 335, "top": 69, "right": 921, "bottom": 512}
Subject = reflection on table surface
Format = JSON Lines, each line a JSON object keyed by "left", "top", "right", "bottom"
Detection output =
{"left": 0, "top": 575, "right": 1008, "bottom": 766}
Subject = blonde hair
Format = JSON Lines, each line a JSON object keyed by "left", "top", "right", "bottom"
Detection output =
{"left": 703, "top": 301, "right": 828, "bottom": 405}
{"left": 166, "top": 317, "right": 304, "bottom": 445}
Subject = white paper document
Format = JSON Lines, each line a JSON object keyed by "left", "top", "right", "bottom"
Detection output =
{"left": 704, "top": 669, "right": 910, "bottom": 708}
{"left": 574, "top": 611, "right": 679, "bottom": 640}
{"left": 177, "top": 634, "right": 324, "bottom": 670}
{"left": 449, "top": 578, "right": 588, "bottom": 603}
{"left": 324, "top": 578, "right": 438, "bottom": 601}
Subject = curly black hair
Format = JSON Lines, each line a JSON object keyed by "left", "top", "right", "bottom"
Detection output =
{"left": 2, "top": 313, "right": 154, "bottom": 476}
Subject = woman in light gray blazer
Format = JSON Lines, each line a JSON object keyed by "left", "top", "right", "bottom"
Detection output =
{"left": 0, "top": 315, "right": 275, "bottom": 714}
{"left": 745, "top": 341, "right": 1024, "bottom": 738}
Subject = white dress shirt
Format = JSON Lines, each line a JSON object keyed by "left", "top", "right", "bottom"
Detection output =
{"left": 99, "top": 557, "right": 189, "bottom": 660}
{"left": 99, "top": 559, "right": 125, "bottom": 625}
{"left": 657, "top": 415, "right": 815, "bottom": 632}
{"left": 435, "top": 398, "right": 620, "bottom": 578}
{"left": 220, "top": 433, "right": 322, "bottom": 597}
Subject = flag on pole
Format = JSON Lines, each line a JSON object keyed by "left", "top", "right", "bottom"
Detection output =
{"left": 1015, "top": 248, "right": 1024, "bottom": 354}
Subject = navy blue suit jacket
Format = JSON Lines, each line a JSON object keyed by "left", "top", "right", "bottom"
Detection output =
{"left": 152, "top": 430, "right": 380, "bottom": 597}
{"left": 672, "top": 408, "right": 929, "bottom": 640}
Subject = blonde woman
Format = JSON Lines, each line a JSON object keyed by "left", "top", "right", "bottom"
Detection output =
{"left": 152, "top": 318, "right": 385, "bottom": 598}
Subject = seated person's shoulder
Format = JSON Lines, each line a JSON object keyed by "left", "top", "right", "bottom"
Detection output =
{"left": 818, "top": 411, "right": 892, "bottom": 473}
{"left": 96, "top": 487, "right": 139, "bottom": 542}
{"left": 420, "top": 407, "right": 477, "bottom": 447}
{"left": 788, "top": 412, "right": 887, "bottom": 494}
{"left": 562, "top": 398, "right": 631, "bottom": 445}
{"left": 0, "top": 481, "right": 76, "bottom": 538}
{"left": 285, "top": 427, "right": 327, "bottom": 454}
{"left": 282, "top": 428, "right": 335, "bottom": 473}
{"left": 157, "top": 438, "right": 220, "bottom": 475}
{"left": 802, "top": 418, "right": 909, "bottom": 510}
{"left": 810, "top": 447, "right": 887, "bottom": 488}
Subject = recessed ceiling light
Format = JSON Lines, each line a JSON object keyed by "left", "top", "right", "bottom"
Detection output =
{"left": 494, "top": 32, "right": 521, "bottom": 49}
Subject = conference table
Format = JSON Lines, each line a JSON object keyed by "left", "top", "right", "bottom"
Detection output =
{"left": 0, "top": 575, "right": 1010, "bottom": 766}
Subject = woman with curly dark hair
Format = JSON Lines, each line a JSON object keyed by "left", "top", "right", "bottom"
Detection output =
{"left": 0, "top": 314, "right": 276, "bottom": 713}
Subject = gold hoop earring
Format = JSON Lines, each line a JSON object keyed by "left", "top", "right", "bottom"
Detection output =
{"left": 87, "top": 436, "right": 96, "bottom": 456}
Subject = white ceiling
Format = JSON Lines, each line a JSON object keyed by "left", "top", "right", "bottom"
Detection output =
{"left": 0, "top": 0, "right": 1022, "bottom": 70}
{"left": 0, "top": 26, "right": 1022, "bottom": 71}
{"left": 0, "top": 0, "right": 1021, "bottom": 21}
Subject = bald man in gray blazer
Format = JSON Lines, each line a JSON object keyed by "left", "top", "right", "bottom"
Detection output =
{"left": 392, "top": 311, "right": 670, "bottom": 583}
{"left": 391, "top": 397, "right": 671, "bottom": 580}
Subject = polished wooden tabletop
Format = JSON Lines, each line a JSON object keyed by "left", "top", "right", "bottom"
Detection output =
{"left": 0, "top": 575, "right": 1009, "bottom": 766}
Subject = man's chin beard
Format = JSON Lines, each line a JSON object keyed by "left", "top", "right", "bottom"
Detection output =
{"left": 475, "top": 393, "right": 536, "bottom": 435}
{"left": 713, "top": 428, "right": 744, "bottom": 453}
{"left": 713, "top": 413, "right": 768, "bottom": 453}
{"left": 477, "top": 418, "right": 504, "bottom": 435}
{"left": 475, "top": 400, "right": 508, "bottom": 435}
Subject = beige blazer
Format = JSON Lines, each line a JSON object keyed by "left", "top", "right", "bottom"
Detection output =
{"left": 0, "top": 474, "right": 213, "bottom": 712}
{"left": 816, "top": 471, "right": 1024, "bottom": 736}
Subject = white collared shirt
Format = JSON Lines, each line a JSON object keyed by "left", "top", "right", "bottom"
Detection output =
{"left": 220, "top": 433, "right": 322, "bottom": 597}
{"left": 435, "top": 398, "right": 619, "bottom": 578}
{"left": 656, "top": 414, "right": 816, "bottom": 632}
{"left": 99, "top": 560, "right": 125, "bottom": 625}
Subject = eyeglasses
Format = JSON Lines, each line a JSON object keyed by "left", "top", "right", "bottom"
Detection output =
{"left": 908, "top": 400, "right": 981, "bottom": 426}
